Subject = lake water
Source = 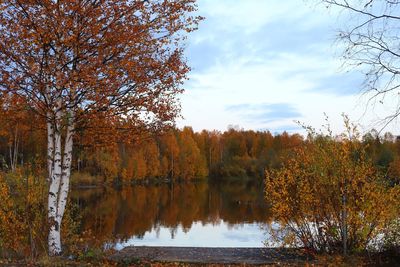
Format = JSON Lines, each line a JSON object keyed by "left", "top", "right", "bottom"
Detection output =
{"left": 71, "top": 179, "right": 272, "bottom": 249}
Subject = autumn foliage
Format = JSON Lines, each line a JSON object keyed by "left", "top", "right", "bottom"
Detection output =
{"left": 0, "top": 169, "right": 47, "bottom": 258}
{"left": 4, "top": 102, "right": 400, "bottom": 184}
{"left": 0, "top": 0, "right": 203, "bottom": 255}
{"left": 265, "top": 118, "right": 400, "bottom": 254}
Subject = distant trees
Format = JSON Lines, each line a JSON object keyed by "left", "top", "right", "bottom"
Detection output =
{"left": 0, "top": 94, "right": 44, "bottom": 171}
{"left": 177, "top": 127, "right": 208, "bottom": 179}
{"left": 159, "top": 130, "right": 181, "bottom": 179}
{"left": 4, "top": 104, "right": 400, "bottom": 184}
{"left": 5, "top": 103, "right": 400, "bottom": 184}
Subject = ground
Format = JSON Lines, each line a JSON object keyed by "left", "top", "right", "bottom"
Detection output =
{"left": 110, "top": 246, "right": 314, "bottom": 265}
{"left": 1, "top": 246, "right": 397, "bottom": 266}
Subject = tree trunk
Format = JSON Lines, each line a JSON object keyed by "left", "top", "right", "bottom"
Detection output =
{"left": 342, "top": 192, "right": 347, "bottom": 256}
{"left": 9, "top": 124, "right": 18, "bottom": 171}
{"left": 47, "top": 111, "right": 62, "bottom": 255}
{"left": 47, "top": 109, "right": 74, "bottom": 256}
{"left": 13, "top": 125, "right": 18, "bottom": 170}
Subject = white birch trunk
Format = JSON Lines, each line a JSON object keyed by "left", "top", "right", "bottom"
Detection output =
{"left": 47, "top": 108, "right": 75, "bottom": 256}
{"left": 57, "top": 112, "right": 74, "bottom": 230}
{"left": 48, "top": 108, "right": 63, "bottom": 255}
{"left": 47, "top": 112, "right": 54, "bottom": 183}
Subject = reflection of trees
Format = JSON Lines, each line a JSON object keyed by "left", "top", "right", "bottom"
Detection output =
{"left": 70, "top": 180, "right": 272, "bottom": 245}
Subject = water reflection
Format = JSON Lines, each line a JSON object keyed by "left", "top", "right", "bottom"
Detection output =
{"left": 116, "top": 221, "right": 267, "bottom": 248}
{"left": 71, "top": 179, "right": 272, "bottom": 248}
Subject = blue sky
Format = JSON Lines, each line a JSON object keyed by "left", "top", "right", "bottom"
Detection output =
{"left": 176, "top": 0, "right": 400, "bottom": 134}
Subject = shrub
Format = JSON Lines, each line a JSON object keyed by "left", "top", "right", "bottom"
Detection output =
{"left": 0, "top": 169, "right": 90, "bottom": 259}
{"left": 265, "top": 117, "right": 400, "bottom": 254}
{"left": 0, "top": 170, "right": 47, "bottom": 258}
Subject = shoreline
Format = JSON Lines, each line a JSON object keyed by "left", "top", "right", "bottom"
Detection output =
{"left": 109, "top": 246, "right": 314, "bottom": 265}
{"left": 70, "top": 174, "right": 263, "bottom": 189}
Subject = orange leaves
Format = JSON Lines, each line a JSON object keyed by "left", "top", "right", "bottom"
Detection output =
{"left": 176, "top": 127, "right": 206, "bottom": 179}
{"left": 0, "top": 0, "right": 202, "bottom": 143}
{"left": 0, "top": 174, "right": 22, "bottom": 251}
{"left": 0, "top": 94, "right": 45, "bottom": 171}
{"left": 265, "top": 119, "right": 400, "bottom": 252}
{"left": 0, "top": 170, "right": 47, "bottom": 256}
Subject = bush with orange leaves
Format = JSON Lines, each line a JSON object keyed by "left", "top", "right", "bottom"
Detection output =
{"left": 0, "top": 173, "right": 24, "bottom": 255}
{"left": 265, "top": 116, "right": 400, "bottom": 254}
{"left": 0, "top": 169, "right": 47, "bottom": 258}
{"left": 0, "top": 168, "right": 88, "bottom": 259}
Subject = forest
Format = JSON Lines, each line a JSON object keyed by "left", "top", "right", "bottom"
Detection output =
{"left": 2, "top": 95, "right": 400, "bottom": 184}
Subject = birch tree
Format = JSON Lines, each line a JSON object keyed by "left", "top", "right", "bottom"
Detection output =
{"left": 0, "top": 0, "right": 201, "bottom": 256}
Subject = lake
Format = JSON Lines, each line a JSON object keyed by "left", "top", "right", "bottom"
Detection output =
{"left": 70, "top": 179, "right": 272, "bottom": 249}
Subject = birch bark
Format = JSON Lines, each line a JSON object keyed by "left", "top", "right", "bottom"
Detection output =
{"left": 47, "top": 108, "right": 75, "bottom": 256}
{"left": 57, "top": 112, "right": 74, "bottom": 233}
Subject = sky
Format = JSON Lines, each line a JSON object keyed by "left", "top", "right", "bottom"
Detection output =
{"left": 176, "top": 0, "right": 400, "bottom": 135}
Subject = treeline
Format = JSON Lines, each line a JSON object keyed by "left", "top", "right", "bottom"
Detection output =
{"left": 82, "top": 127, "right": 400, "bottom": 183}
{"left": 112, "top": 127, "right": 303, "bottom": 182}
{"left": 2, "top": 95, "right": 400, "bottom": 183}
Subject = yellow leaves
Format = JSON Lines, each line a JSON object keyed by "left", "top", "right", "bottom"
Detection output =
{"left": 0, "top": 172, "right": 30, "bottom": 253}
{"left": 0, "top": 170, "right": 74, "bottom": 257}
{"left": 265, "top": 120, "right": 400, "bottom": 252}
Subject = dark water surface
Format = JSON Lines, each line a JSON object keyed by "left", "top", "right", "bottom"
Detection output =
{"left": 71, "top": 179, "right": 271, "bottom": 249}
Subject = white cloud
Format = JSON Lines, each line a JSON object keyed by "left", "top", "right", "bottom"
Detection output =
{"left": 198, "top": 0, "right": 315, "bottom": 33}
{"left": 178, "top": 0, "right": 400, "bottom": 135}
